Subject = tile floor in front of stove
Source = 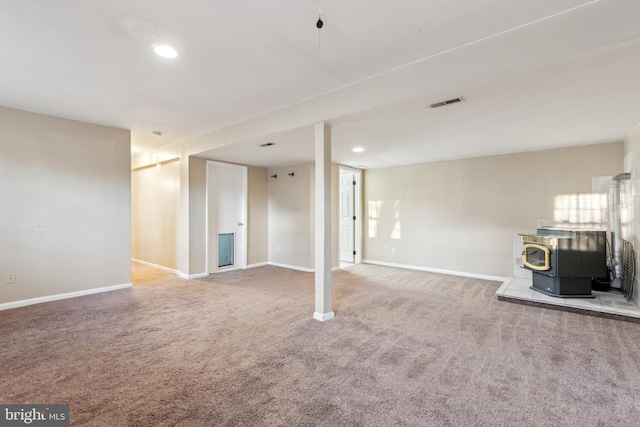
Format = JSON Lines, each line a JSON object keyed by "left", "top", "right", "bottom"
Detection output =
{"left": 496, "top": 276, "right": 640, "bottom": 319}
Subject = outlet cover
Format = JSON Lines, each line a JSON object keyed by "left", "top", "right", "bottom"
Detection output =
{"left": 5, "top": 273, "right": 16, "bottom": 284}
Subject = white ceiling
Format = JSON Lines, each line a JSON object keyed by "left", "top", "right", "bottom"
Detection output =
{"left": 2, "top": 1, "right": 640, "bottom": 169}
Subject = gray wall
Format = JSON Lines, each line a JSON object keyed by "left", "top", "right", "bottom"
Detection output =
{"left": 0, "top": 107, "right": 131, "bottom": 304}
{"left": 363, "top": 142, "right": 624, "bottom": 278}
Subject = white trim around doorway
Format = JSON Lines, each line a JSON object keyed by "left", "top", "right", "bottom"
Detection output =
{"left": 338, "top": 166, "right": 363, "bottom": 267}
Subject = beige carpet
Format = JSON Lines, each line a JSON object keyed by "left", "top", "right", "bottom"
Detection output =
{"left": 1, "top": 264, "right": 640, "bottom": 426}
{"left": 131, "top": 262, "right": 175, "bottom": 285}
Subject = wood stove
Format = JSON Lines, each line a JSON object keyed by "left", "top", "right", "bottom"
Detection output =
{"left": 520, "top": 229, "right": 607, "bottom": 298}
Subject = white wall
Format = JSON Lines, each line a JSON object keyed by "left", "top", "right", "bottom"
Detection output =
{"left": 131, "top": 159, "right": 180, "bottom": 269}
{"left": 133, "top": 143, "right": 624, "bottom": 280}
{"left": 363, "top": 142, "right": 624, "bottom": 278}
{"left": 266, "top": 163, "right": 340, "bottom": 271}
{"left": 268, "top": 164, "right": 314, "bottom": 269}
{"left": 133, "top": 156, "right": 269, "bottom": 276}
{"left": 248, "top": 166, "right": 269, "bottom": 266}
{"left": 133, "top": 156, "right": 338, "bottom": 275}
{"left": 188, "top": 156, "right": 207, "bottom": 274}
{"left": 0, "top": 107, "right": 131, "bottom": 304}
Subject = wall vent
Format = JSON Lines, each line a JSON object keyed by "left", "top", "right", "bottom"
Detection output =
{"left": 429, "top": 97, "right": 463, "bottom": 108}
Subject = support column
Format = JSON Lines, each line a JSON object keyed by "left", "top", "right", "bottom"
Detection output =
{"left": 313, "top": 122, "right": 334, "bottom": 322}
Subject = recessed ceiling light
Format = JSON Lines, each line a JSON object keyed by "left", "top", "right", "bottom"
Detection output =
{"left": 153, "top": 44, "right": 178, "bottom": 58}
{"left": 352, "top": 147, "right": 365, "bottom": 153}
{"left": 151, "top": 130, "right": 162, "bottom": 137}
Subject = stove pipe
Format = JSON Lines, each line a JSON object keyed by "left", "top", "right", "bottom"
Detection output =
{"left": 609, "top": 172, "right": 631, "bottom": 287}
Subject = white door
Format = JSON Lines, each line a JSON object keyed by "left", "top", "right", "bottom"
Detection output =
{"left": 207, "top": 162, "right": 247, "bottom": 273}
{"left": 340, "top": 171, "right": 356, "bottom": 263}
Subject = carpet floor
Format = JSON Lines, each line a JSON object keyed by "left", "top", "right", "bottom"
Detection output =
{"left": 1, "top": 263, "right": 640, "bottom": 426}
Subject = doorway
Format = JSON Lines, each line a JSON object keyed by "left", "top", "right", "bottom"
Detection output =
{"left": 206, "top": 161, "right": 247, "bottom": 273}
{"left": 339, "top": 166, "right": 362, "bottom": 266}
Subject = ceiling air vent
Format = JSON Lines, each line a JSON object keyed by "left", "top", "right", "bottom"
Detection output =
{"left": 259, "top": 142, "right": 276, "bottom": 147}
{"left": 429, "top": 97, "right": 464, "bottom": 108}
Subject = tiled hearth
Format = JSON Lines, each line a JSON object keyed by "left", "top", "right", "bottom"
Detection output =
{"left": 497, "top": 277, "right": 640, "bottom": 322}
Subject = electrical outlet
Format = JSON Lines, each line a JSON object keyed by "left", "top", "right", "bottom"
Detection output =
{"left": 383, "top": 246, "right": 387, "bottom": 253}
{"left": 391, "top": 247, "right": 396, "bottom": 254}
{"left": 5, "top": 273, "right": 16, "bottom": 284}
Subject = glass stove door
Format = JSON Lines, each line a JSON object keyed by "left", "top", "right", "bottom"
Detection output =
{"left": 522, "top": 244, "right": 551, "bottom": 271}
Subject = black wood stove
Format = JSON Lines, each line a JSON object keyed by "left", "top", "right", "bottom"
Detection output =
{"left": 520, "top": 229, "right": 607, "bottom": 298}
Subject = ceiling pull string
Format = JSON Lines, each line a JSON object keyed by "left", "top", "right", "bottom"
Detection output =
{"left": 316, "top": 8, "right": 323, "bottom": 51}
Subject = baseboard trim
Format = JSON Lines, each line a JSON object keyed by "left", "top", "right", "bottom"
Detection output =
{"left": 145, "top": 260, "right": 342, "bottom": 278}
{"left": 178, "top": 272, "right": 209, "bottom": 279}
{"left": 132, "top": 259, "right": 205, "bottom": 279}
{"left": 265, "top": 262, "right": 340, "bottom": 273}
{"left": 362, "top": 260, "right": 506, "bottom": 282}
{"left": 0, "top": 283, "right": 133, "bottom": 312}
{"left": 247, "top": 262, "right": 269, "bottom": 269}
{"left": 268, "top": 262, "right": 314, "bottom": 273}
{"left": 132, "top": 258, "right": 180, "bottom": 275}
{"left": 313, "top": 311, "right": 335, "bottom": 322}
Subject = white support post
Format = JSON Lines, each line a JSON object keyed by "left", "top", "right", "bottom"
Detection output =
{"left": 313, "top": 122, "right": 334, "bottom": 322}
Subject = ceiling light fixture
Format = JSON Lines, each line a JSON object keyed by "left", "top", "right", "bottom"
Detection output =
{"left": 352, "top": 147, "right": 365, "bottom": 153}
{"left": 151, "top": 130, "right": 162, "bottom": 137}
{"left": 153, "top": 44, "right": 178, "bottom": 58}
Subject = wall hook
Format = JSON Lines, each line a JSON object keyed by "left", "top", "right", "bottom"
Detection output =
{"left": 270, "top": 174, "right": 277, "bottom": 179}
{"left": 288, "top": 172, "right": 295, "bottom": 177}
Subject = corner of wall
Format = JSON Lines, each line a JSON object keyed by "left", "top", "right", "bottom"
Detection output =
{"left": 248, "top": 166, "right": 269, "bottom": 265}
{"left": 624, "top": 125, "right": 640, "bottom": 306}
